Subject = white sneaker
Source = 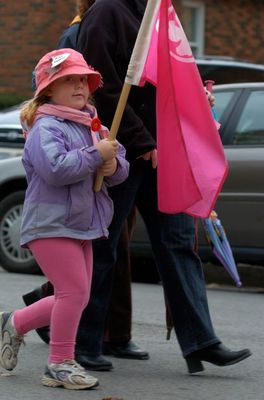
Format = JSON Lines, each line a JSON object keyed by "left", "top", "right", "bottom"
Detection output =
{"left": 42, "top": 359, "right": 99, "bottom": 390}
{"left": 0, "top": 312, "right": 24, "bottom": 371}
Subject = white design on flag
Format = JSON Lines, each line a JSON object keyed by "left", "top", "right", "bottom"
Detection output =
{"left": 163, "top": 6, "right": 194, "bottom": 63}
{"left": 154, "top": 5, "right": 194, "bottom": 63}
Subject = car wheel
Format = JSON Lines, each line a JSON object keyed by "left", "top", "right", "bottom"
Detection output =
{"left": 0, "top": 191, "right": 39, "bottom": 274}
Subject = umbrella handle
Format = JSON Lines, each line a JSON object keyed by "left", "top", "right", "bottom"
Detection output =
{"left": 204, "top": 80, "right": 218, "bottom": 121}
{"left": 205, "top": 79, "right": 215, "bottom": 93}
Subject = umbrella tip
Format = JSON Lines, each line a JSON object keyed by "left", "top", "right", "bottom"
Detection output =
{"left": 236, "top": 281, "right": 242, "bottom": 288}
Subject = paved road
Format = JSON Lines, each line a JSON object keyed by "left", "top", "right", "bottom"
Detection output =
{"left": 0, "top": 267, "right": 263, "bottom": 400}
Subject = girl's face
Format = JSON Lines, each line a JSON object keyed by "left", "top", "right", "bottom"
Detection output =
{"left": 48, "top": 74, "right": 90, "bottom": 110}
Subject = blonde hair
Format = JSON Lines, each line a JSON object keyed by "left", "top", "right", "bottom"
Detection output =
{"left": 20, "top": 92, "right": 49, "bottom": 128}
{"left": 20, "top": 88, "right": 95, "bottom": 128}
{"left": 77, "top": 0, "right": 95, "bottom": 19}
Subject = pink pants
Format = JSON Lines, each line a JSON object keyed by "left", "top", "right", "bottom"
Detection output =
{"left": 14, "top": 237, "right": 93, "bottom": 364}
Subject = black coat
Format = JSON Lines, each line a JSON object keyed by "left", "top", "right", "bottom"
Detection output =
{"left": 77, "top": 0, "right": 156, "bottom": 161}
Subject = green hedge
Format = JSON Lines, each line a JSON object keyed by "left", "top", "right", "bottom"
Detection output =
{"left": 0, "top": 93, "right": 28, "bottom": 110}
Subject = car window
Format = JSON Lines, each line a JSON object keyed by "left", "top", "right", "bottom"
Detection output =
{"left": 198, "top": 65, "right": 264, "bottom": 84}
{"left": 214, "top": 91, "right": 235, "bottom": 120}
{"left": 233, "top": 90, "right": 264, "bottom": 145}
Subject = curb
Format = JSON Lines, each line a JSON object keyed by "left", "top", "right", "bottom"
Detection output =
{"left": 203, "top": 262, "right": 264, "bottom": 291}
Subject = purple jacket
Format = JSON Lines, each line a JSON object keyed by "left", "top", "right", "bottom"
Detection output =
{"left": 20, "top": 115, "right": 129, "bottom": 247}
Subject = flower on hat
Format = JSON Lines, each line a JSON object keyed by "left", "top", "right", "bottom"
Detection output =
{"left": 51, "top": 53, "right": 71, "bottom": 68}
{"left": 45, "top": 53, "right": 71, "bottom": 78}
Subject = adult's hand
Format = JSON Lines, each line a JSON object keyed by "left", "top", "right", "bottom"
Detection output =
{"left": 138, "top": 149, "right": 157, "bottom": 168}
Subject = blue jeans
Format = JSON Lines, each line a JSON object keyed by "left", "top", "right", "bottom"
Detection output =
{"left": 76, "top": 159, "right": 220, "bottom": 357}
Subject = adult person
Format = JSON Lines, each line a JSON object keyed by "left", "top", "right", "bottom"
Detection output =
{"left": 22, "top": 0, "right": 148, "bottom": 370}
{"left": 56, "top": 0, "right": 92, "bottom": 49}
{"left": 0, "top": 48, "right": 128, "bottom": 389}
{"left": 75, "top": 0, "right": 252, "bottom": 374}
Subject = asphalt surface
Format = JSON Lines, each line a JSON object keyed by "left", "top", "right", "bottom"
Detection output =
{"left": 0, "top": 266, "right": 263, "bottom": 400}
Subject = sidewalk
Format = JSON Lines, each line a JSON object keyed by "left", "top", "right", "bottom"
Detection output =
{"left": 0, "top": 269, "right": 262, "bottom": 400}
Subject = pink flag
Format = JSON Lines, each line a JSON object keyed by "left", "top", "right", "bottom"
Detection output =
{"left": 126, "top": 0, "right": 228, "bottom": 218}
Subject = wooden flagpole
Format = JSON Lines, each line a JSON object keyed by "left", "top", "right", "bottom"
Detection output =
{"left": 93, "top": 82, "right": 131, "bottom": 191}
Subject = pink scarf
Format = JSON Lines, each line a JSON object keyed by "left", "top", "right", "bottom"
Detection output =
{"left": 36, "top": 103, "right": 96, "bottom": 127}
{"left": 24, "top": 103, "right": 108, "bottom": 144}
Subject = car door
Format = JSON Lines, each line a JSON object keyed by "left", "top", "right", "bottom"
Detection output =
{"left": 214, "top": 86, "right": 264, "bottom": 254}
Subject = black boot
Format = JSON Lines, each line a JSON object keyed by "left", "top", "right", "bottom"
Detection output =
{"left": 22, "top": 284, "right": 53, "bottom": 344}
{"left": 75, "top": 354, "right": 113, "bottom": 371}
{"left": 103, "top": 340, "right": 149, "bottom": 360}
{"left": 185, "top": 343, "right": 252, "bottom": 373}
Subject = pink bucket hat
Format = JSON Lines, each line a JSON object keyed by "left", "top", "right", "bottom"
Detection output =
{"left": 34, "top": 48, "right": 102, "bottom": 96}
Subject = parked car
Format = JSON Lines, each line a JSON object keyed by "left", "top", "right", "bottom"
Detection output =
{"left": 196, "top": 56, "right": 264, "bottom": 84}
{"left": 131, "top": 82, "right": 264, "bottom": 267}
{"left": 0, "top": 106, "right": 24, "bottom": 148}
{"left": 0, "top": 81, "right": 264, "bottom": 274}
{"left": 0, "top": 156, "right": 37, "bottom": 273}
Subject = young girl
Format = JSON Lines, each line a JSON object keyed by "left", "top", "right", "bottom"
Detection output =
{"left": 0, "top": 48, "right": 129, "bottom": 390}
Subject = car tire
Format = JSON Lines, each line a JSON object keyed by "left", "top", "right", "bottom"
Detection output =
{"left": 0, "top": 191, "right": 40, "bottom": 274}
